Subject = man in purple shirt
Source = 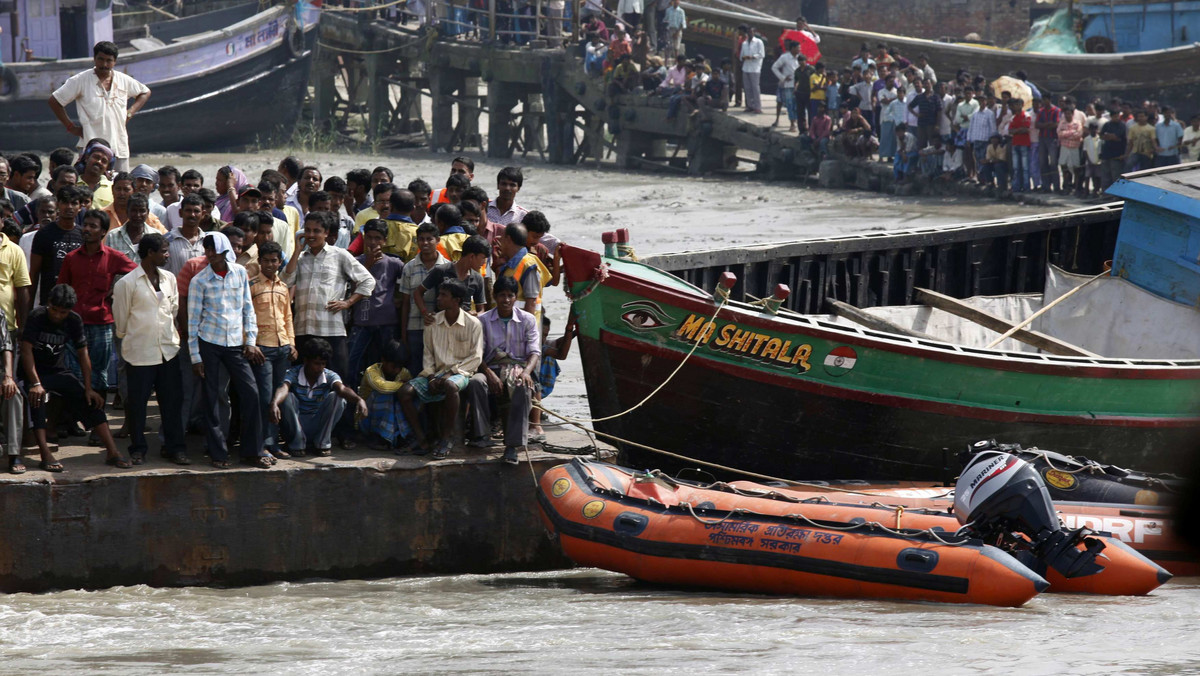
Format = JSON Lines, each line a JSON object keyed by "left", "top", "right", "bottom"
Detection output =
{"left": 349, "top": 219, "right": 405, "bottom": 387}
{"left": 464, "top": 276, "right": 540, "bottom": 464}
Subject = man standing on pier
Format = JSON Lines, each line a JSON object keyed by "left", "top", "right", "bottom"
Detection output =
{"left": 112, "top": 233, "right": 190, "bottom": 466}
{"left": 738, "top": 25, "right": 764, "bottom": 114}
{"left": 48, "top": 41, "right": 151, "bottom": 173}
{"left": 771, "top": 42, "right": 803, "bottom": 133}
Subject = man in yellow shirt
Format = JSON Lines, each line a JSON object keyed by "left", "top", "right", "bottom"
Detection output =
{"left": 353, "top": 182, "right": 395, "bottom": 234}
{"left": 382, "top": 189, "right": 419, "bottom": 261}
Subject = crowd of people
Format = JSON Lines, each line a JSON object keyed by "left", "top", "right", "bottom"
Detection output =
{"left": 2, "top": 42, "right": 577, "bottom": 473}
{"left": 0, "top": 145, "right": 575, "bottom": 473}
{"left": 576, "top": 10, "right": 1200, "bottom": 193}
{"left": 779, "top": 44, "right": 1199, "bottom": 193}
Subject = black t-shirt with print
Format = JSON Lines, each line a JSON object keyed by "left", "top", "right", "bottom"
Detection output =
{"left": 30, "top": 224, "right": 83, "bottom": 304}
{"left": 21, "top": 306, "right": 86, "bottom": 376}
{"left": 421, "top": 263, "right": 486, "bottom": 312}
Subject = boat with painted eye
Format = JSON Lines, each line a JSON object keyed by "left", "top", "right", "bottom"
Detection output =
{"left": 559, "top": 163, "right": 1200, "bottom": 483}
{"left": 0, "top": 0, "right": 319, "bottom": 153}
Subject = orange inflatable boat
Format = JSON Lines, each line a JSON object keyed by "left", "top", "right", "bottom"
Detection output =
{"left": 663, "top": 482, "right": 1169, "bottom": 595}
{"left": 725, "top": 484, "right": 1197, "bottom": 578}
{"left": 538, "top": 458, "right": 1050, "bottom": 607}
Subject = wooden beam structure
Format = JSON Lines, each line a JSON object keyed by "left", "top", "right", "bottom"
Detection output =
{"left": 913, "top": 288, "right": 1100, "bottom": 358}
{"left": 825, "top": 299, "right": 940, "bottom": 341}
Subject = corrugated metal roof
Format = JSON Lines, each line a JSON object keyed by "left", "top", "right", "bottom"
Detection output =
{"left": 1105, "top": 162, "right": 1200, "bottom": 215}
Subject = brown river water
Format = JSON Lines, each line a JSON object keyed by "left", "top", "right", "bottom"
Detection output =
{"left": 6, "top": 150, "right": 1194, "bottom": 675}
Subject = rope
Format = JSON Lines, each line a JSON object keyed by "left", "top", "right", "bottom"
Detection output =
{"left": 615, "top": 243, "right": 639, "bottom": 262}
{"left": 983, "top": 268, "right": 1109, "bottom": 349}
{"left": 682, "top": 502, "right": 747, "bottom": 525}
{"left": 537, "top": 404, "right": 905, "bottom": 495}
{"left": 321, "top": 0, "right": 409, "bottom": 12}
{"left": 317, "top": 38, "right": 419, "bottom": 54}
{"left": 540, "top": 292, "right": 728, "bottom": 425}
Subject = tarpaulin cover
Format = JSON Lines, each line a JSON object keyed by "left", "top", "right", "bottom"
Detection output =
{"left": 1023, "top": 9, "right": 1085, "bottom": 54}
{"left": 833, "top": 265, "right": 1200, "bottom": 359}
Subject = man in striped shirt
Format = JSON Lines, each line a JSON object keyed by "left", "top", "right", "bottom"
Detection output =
{"left": 281, "top": 210, "right": 375, "bottom": 448}
{"left": 187, "top": 232, "right": 266, "bottom": 468}
{"left": 966, "top": 96, "right": 998, "bottom": 183}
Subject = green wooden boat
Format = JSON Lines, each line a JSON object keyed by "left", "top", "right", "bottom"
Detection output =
{"left": 561, "top": 174, "right": 1200, "bottom": 481}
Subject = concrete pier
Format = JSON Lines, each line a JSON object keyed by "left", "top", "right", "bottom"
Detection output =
{"left": 0, "top": 418, "right": 603, "bottom": 593}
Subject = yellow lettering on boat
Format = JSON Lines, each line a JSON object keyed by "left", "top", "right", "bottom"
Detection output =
{"left": 776, "top": 341, "right": 793, "bottom": 364}
{"left": 714, "top": 323, "right": 737, "bottom": 347}
{"left": 748, "top": 334, "right": 771, "bottom": 355}
{"left": 728, "top": 329, "right": 750, "bottom": 351}
{"left": 677, "top": 314, "right": 708, "bottom": 342}
{"left": 792, "top": 344, "right": 813, "bottom": 372}
{"left": 678, "top": 315, "right": 715, "bottom": 343}
{"left": 761, "top": 338, "right": 783, "bottom": 360}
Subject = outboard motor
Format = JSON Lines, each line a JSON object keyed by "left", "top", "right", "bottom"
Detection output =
{"left": 955, "top": 448, "right": 1106, "bottom": 579}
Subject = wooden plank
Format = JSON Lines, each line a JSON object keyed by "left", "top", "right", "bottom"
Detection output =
{"left": 826, "top": 299, "right": 940, "bottom": 341}
{"left": 913, "top": 288, "right": 1100, "bottom": 358}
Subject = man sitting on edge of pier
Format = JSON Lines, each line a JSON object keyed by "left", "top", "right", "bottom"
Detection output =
{"left": 397, "top": 278, "right": 483, "bottom": 460}
{"left": 465, "top": 276, "right": 540, "bottom": 465}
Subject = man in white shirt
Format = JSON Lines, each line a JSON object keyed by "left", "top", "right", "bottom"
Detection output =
{"left": 738, "top": 25, "right": 765, "bottom": 114}
{"left": 771, "top": 42, "right": 803, "bottom": 132}
{"left": 48, "top": 41, "right": 150, "bottom": 173}
{"left": 112, "top": 232, "right": 190, "bottom": 465}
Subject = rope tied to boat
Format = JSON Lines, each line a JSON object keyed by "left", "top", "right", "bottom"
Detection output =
{"left": 320, "top": 0, "right": 410, "bottom": 12}
{"left": 536, "top": 289, "right": 729, "bottom": 425}
{"left": 536, "top": 404, "right": 905, "bottom": 495}
{"left": 681, "top": 501, "right": 749, "bottom": 525}
{"left": 563, "top": 264, "right": 609, "bottom": 303}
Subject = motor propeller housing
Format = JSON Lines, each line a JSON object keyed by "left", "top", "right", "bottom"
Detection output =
{"left": 955, "top": 446, "right": 1105, "bottom": 579}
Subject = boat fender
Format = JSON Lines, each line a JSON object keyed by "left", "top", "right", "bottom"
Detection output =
{"left": 284, "top": 19, "right": 305, "bottom": 60}
{"left": 613, "top": 512, "right": 649, "bottom": 536}
{"left": 896, "top": 548, "right": 939, "bottom": 573}
{"left": 0, "top": 67, "right": 17, "bottom": 103}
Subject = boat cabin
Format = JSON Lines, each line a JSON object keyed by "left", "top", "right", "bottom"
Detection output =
{"left": 1107, "top": 161, "right": 1200, "bottom": 308}
{"left": 0, "top": 0, "right": 113, "bottom": 62}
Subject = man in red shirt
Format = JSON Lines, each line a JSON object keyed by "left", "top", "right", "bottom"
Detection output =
{"left": 57, "top": 209, "right": 136, "bottom": 403}
{"left": 1008, "top": 99, "right": 1032, "bottom": 194}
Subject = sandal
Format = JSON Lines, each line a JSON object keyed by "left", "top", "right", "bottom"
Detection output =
{"left": 316, "top": 448, "right": 333, "bottom": 457}
{"left": 210, "top": 460, "right": 232, "bottom": 469}
{"left": 130, "top": 453, "right": 145, "bottom": 466}
{"left": 431, "top": 440, "right": 452, "bottom": 460}
{"left": 269, "top": 448, "right": 291, "bottom": 460}
{"left": 241, "top": 456, "right": 273, "bottom": 469}
{"left": 338, "top": 437, "right": 357, "bottom": 451}
{"left": 39, "top": 460, "right": 64, "bottom": 473}
{"left": 105, "top": 454, "right": 133, "bottom": 469}
{"left": 9, "top": 457, "right": 26, "bottom": 474}
{"left": 162, "top": 452, "right": 192, "bottom": 466}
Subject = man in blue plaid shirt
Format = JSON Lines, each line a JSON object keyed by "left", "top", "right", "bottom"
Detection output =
{"left": 187, "top": 232, "right": 268, "bottom": 468}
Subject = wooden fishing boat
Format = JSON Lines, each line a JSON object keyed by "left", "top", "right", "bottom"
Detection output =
{"left": 560, "top": 165, "right": 1200, "bottom": 482}
{"left": 679, "top": 1, "right": 1200, "bottom": 115}
{"left": 538, "top": 458, "right": 1050, "bottom": 606}
{"left": 0, "top": 1, "right": 319, "bottom": 153}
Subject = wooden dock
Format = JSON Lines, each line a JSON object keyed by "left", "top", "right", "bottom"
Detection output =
{"left": 0, "top": 404, "right": 609, "bottom": 593}
{"left": 313, "top": 13, "right": 818, "bottom": 178}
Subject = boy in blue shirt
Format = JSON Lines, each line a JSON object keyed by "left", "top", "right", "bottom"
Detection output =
{"left": 270, "top": 338, "right": 368, "bottom": 457}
